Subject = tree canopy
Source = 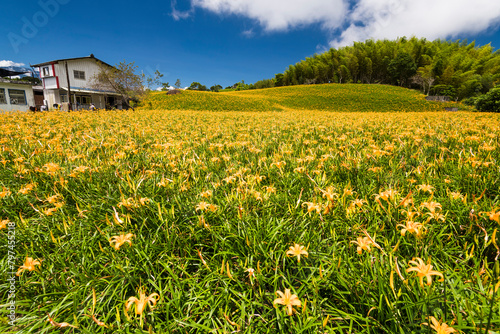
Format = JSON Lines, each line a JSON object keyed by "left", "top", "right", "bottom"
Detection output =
{"left": 252, "top": 38, "right": 500, "bottom": 100}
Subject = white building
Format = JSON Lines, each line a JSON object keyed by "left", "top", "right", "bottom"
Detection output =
{"left": 32, "top": 54, "right": 122, "bottom": 110}
{"left": 0, "top": 68, "right": 36, "bottom": 112}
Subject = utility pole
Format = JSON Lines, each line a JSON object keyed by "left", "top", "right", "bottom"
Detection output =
{"left": 65, "top": 61, "right": 72, "bottom": 111}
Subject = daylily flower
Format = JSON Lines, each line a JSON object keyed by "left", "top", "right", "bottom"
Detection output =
{"left": 245, "top": 268, "right": 255, "bottom": 279}
{"left": 43, "top": 162, "right": 61, "bottom": 174}
{"left": 16, "top": 257, "right": 41, "bottom": 276}
{"left": 0, "top": 219, "right": 10, "bottom": 230}
{"left": 47, "top": 314, "right": 77, "bottom": 329}
{"left": 196, "top": 201, "right": 210, "bottom": 211}
{"left": 351, "top": 236, "right": 373, "bottom": 255}
{"left": 273, "top": 289, "right": 301, "bottom": 316}
{"left": 397, "top": 220, "right": 426, "bottom": 238}
{"left": 0, "top": 187, "right": 11, "bottom": 198}
{"left": 286, "top": 244, "right": 309, "bottom": 263}
{"left": 375, "top": 189, "right": 399, "bottom": 203}
{"left": 421, "top": 201, "right": 442, "bottom": 213}
{"left": 487, "top": 210, "right": 500, "bottom": 223}
{"left": 424, "top": 316, "right": 456, "bottom": 334}
{"left": 302, "top": 202, "right": 322, "bottom": 214}
{"left": 125, "top": 288, "right": 160, "bottom": 327}
{"left": 417, "top": 184, "right": 434, "bottom": 194}
{"left": 109, "top": 233, "right": 134, "bottom": 250}
{"left": 406, "top": 257, "right": 444, "bottom": 287}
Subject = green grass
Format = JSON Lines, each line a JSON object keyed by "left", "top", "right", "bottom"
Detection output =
{"left": 0, "top": 110, "right": 498, "bottom": 333}
{"left": 141, "top": 84, "right": 461, "bottom": 112}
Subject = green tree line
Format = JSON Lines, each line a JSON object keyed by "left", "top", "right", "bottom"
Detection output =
{"left": 252, "top": 37, "right": 500, "bottom": 100}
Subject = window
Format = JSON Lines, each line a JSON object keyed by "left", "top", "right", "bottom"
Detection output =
{"left": 76, "top": 95, "right": 91, "bottom": 104}
{"left": 74, "top": 70, "right": 86, "bottom": 80}
{"left": 0, "top": 89, "right": 6, "bottom": 104}
{"left": 8, "top": 89, "right": 27, "bottom": 105}
{"left": 60, "top": 94, "right": 68, "bottom": 103}
{"left": 42, "top": 67, "right": 50, "bottom": 76}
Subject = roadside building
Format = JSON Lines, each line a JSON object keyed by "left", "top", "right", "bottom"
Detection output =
{"left": 0, "top": 68, "right": 36, "bottom": 112}
{"left": 32, "top": 54, "right": 122, "bottom": 111}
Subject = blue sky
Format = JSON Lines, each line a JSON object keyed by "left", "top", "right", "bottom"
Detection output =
{"left": 1, "top": 0, "right": 500, "bottom": 89}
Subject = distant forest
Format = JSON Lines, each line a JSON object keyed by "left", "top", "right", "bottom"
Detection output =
{"left": 251, "top": 37, "right": 500, "bottom": 101}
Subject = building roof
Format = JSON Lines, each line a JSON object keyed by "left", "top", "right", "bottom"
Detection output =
{"left": 31, "top": 54, "right": 114, "bottom": 68}
{"left": 0, "top": 68, "right": 27, "bottom": 78}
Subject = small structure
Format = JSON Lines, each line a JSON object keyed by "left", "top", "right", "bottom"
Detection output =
{"left": 0, "top": 69, "right": 36, "bottom": 112}
{"left": 32, "top": 54, "right": 122, "bottom": 111}
{"left": 426, "top": 96, "right": 451, "bottom": 102}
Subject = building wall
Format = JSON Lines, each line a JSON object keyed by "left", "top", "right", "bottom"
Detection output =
{"left": 0, "top": 82, "right": 35, "bottom": 112}
{"left": 39, "top": 57, "right": 123, "bottom": 110}
{"left": 53, "top": 58, "right": 105, "bottom": 90}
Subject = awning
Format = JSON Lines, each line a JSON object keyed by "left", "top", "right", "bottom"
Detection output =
{"left": 60, "top": 87, "right": 121, "bottom": 96}
{"left": 0, "top": 68, "right": 27, "bottom": 78}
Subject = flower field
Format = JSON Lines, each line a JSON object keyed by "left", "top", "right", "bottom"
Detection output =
{"left": 141, "top": 84, "right": 461, "bottom": 112}
{"left": 0, "top": 109, "right": 499, "bottom": 333}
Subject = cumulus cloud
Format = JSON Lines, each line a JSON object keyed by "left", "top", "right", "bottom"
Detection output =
{"left": 0, "top": 60, "right": 25, "bottom": 67}
{"left": 331, "top": 0, "right": 500, "bottom": 47}
{"left": 175, "top": 0, "right": 500, "bottom": 46}
{"left": 189, "top": 0, "right": 348, "bottom": 31}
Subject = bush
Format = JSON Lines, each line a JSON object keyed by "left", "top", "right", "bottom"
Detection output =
{"left": 475, "top": 87, "right": 500, "bottom": 112}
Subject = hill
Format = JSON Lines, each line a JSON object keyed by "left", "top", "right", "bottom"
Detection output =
{"left": 140, "top": 83, "right": 458, "bottom": 112}
{"left": 253, "top": 38, "right": 500, "bottom": 101}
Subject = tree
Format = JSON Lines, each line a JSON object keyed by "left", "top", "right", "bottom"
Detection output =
{"left": 175, "top": 79, "right": 182, "bottom": 89}
{"left": 91, "top": 61, "right": 144, "bottom": 111}
{"left": 145, "top": 70, "right": 164, "bottom": 90}
{"left": 210, "top": 84, "right": 222, "bottom": 92}
{"left": 388, "top": 52, "right": 417, "bottom": 86}
{"left": 274, "top": 73, "right": 284, "bottom": 87}
{"left": 412, "top": 65, "right": 435, "bottom": 95}
{"left": 161, "top": 82, "right": 170, "bottom": 91}
{"left": 188, "top": 82, "right": 208, "bottom": 91}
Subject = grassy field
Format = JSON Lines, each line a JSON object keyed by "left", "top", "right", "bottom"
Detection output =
{"left": 0, "top": 109, "right": 499, "bottom": 333}
{"left": 140, "top": 84, "right": 462, "bottom": 112}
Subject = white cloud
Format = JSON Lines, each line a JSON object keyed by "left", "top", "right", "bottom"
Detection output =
{"left": 178, "top": 0, "right": 500, "bottom": 47}
{"left": 0, "top": 60, "right": 25, "bottom": 67}
{"left": 190, "top": 0, "right": 348, "bottom": 31}
{"left": 332, "top": 0, "right": 500, "bottom": 47}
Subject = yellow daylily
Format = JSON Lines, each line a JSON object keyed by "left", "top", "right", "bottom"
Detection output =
{"left": 417, "top": 184, "right": 434, "bottom": 194}
{"left": 424, "top": 316, "right": 456, "bottom": 334}
{"left": 109, "top": 233, "right": 134, "bottom": 250}
{"left": 273, "top": 289, "right": 301, "bottom": 316}
{"left": 16, "top": 257, "right": 41, "bottom": 276}
{"left": 397, "top": 220, "right": 427, "bottom": 238}
{"left": 351, "top": 236, "right": 373, "bottom": 255}
{"left": 406, "top": 257, "right": 444, "bottom": 287}
{"left": 125, "top": 288, "right": 160, "bottom": 326}
{"left": 286, "top": 244, "right": 309, "bottom": 263}
{"left": 0, "top": 219, "right": 10, "bottom": 230}
{"left": 487, "top": 210, "right": 499, "bottom": 223}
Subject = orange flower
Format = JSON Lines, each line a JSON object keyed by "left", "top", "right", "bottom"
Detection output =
{"left": 417, "top": 184, "right": 434, "bottom": 194}
{"left": 16, "top": 257, "right": 41, "bottom": 276}
{"left": 406, "top": 257, "right": 443, "bottom": 287}
{"left": 286, "top": 244, "right": 309, "bottom": 263}
{"left": 109, "top": 233, "right": 134, "bottom": 250}
{"left": 424, "top": 316, "right": 456, "bottom": 334}
{"left": 397, "top": 220, "right": 426, "bottom": 238}
{"left": 125, "top": 287, "right": 160, "bottom": 327}
{"left": 273, "top": 289, "right": 301, "bottom": 316}
{"left": 351, "top": 236, "right": 373, "bottom": 255}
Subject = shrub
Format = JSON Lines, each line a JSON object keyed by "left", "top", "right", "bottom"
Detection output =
{"left": 475, "top": 87, "right": 500, "bottom": 112}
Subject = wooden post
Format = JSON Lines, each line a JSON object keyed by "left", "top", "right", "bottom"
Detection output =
{"left": 65, "top": 61, "right": 72, "bottom": 111}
